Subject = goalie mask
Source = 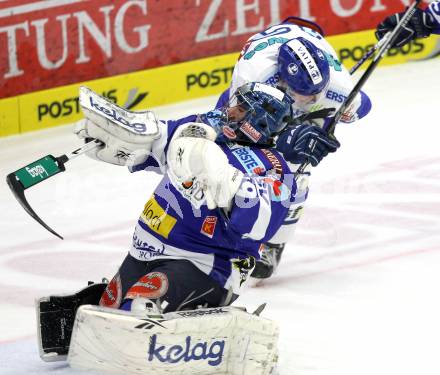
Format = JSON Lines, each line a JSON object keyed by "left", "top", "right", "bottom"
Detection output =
{"left": 277, "top": 37, "right": 330, "bottom": 109}
{"left": 203, "top": 82, "right": 293, "bottom": 146}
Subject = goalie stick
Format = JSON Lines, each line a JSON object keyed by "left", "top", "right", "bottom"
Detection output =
{"left": 295, "top": 0, "right": 423, "bottom": 174}
{"left": 6, "top": 139, "right": 102, "bottom": 240}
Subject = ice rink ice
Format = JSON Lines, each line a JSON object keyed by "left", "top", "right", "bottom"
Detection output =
{"left": 1, "top": 59, "right": 440, "bottom": 375}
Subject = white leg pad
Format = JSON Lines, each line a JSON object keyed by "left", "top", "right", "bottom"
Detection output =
{"left": 68, "top": 305, "right": 279, "bottom": 375}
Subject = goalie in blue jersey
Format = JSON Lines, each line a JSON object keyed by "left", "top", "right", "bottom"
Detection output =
{"left": 73, "top": 82, "right": 339, "bottom": 314}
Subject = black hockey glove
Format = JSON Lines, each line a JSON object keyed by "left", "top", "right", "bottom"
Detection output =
{"left": 276, "top": 124, "right": 340, "bottom": 167}
{"left": 375, "top": 8, "right": 435, "bottom": 48}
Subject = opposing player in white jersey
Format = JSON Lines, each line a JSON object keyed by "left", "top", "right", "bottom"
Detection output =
{"left": 376, "top": 1, "right": 440, "bottom": 47}
{"left": 216, "top": 18, "right": 372, "bottom": 280}
{"left": 220, "top": 18, "right": 372, "bottom": 126}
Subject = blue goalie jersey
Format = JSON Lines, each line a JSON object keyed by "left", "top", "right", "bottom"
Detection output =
{"left": 128, "top": 115, "right": 298, "bottom": 295}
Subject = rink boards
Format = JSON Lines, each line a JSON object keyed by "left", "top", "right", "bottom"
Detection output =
{"left": 0, "top": 29, "right": 439, "bottom": 137}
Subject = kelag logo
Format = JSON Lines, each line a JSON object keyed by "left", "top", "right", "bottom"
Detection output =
{"left": 186, "top": 67, "right": 234, "bottom": 91}
{"left": 148, "top": 334, "right": 225, "bottom": 366}
{"left": 88, "top": 95, "right": 147, "bottom": 133}
{"left": 339, "top": 40, "right": 424, "bottom": 64}
{"left": 37, "top": 88, "right": 148, "bottom": 121}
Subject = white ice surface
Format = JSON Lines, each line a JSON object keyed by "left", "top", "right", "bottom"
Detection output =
{"left": 1, "top": 59, "right": 440, "bottom": 375}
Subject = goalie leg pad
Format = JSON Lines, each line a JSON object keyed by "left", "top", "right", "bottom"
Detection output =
{"left": 68, "top": 305, "right": 279, "bottom": 375}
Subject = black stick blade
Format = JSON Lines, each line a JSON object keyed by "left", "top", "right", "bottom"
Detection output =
{"left": 6, "top": 173, "right": 63, "bottom": 240}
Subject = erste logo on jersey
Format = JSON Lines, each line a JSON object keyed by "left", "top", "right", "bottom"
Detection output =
{"left": 326, "top": 90, "right": 347, "bottom": 103}
{"left": 265, "top": 73, "right": 281, "bottom": 86}
{"left": 231, "top": 147, "right": 265, "bottom": 175}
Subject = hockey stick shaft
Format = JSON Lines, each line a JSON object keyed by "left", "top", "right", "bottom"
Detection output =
{"left": 61, "top": 138, "right": 103, "bottom": 163}
{"left": 8, "top": 139, "right": 102, "bottom": 190}
{"left": 328, "top": 0, "right": 422, "bottom": 134}
{"left": 349, "top": 32, "right": 391, "bottom": 75}
{"left": 296, "top": 0, "right": 422, "bottom": 175}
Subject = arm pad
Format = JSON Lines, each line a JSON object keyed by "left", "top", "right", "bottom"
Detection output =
{"left": 166, "top": 123, "right": 243, "bottom": 210}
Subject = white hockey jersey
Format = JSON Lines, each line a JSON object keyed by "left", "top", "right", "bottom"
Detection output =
{"left": 229, "top": 22, "right": 371, "bottom": 126}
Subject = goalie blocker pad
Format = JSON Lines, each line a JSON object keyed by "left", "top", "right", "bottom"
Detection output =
{"left": 79, "top": 86, "right": 160, "bottom": 140}
{"left": 68, "top": 305, "right": 279, "bottom": 375}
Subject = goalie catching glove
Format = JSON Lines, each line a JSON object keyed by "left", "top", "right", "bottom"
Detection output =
{"left": 167, "top": 123, "right": 244, "bottom": 210}
{"left": 74, "top": 86, "right": 160, "bottom": 166}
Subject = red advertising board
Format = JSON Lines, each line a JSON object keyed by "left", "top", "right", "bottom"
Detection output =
{"left": 0, "top": 0, "right": 430, "bottom": 99}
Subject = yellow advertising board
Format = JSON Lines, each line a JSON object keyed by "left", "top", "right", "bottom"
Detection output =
{"left": 328, "top": 29, "right": 440, "bottom": 71}
{"left": 0, "top": 97, "right": 20, "bottom": 137}
{"left": 17, "top": 52, "right": 238, "bottom": 134}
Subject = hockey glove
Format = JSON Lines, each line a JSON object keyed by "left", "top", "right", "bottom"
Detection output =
{"left": 167, "top": 123, "right": 244, "bottom": 210}
{"left": 74, "top": 86, "right": 160, "bottom": 167}
{"left": 276, "top": 124, "right": 340, "bottom": 167}
{"left": 375, "top": 8, "right": 435, "bottom": 48}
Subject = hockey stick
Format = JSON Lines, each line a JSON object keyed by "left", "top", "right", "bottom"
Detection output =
{"left": 327, "top": 0, "right": 422, "bottom": 134}
{"left": 6, "top": 139, "right": 102, "bottom": 240}
{"left": 349, "top": 32, "right": 391, "bottom": 75}
{"left": 295, "top": 0, "right": 422, "bottom": 174}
